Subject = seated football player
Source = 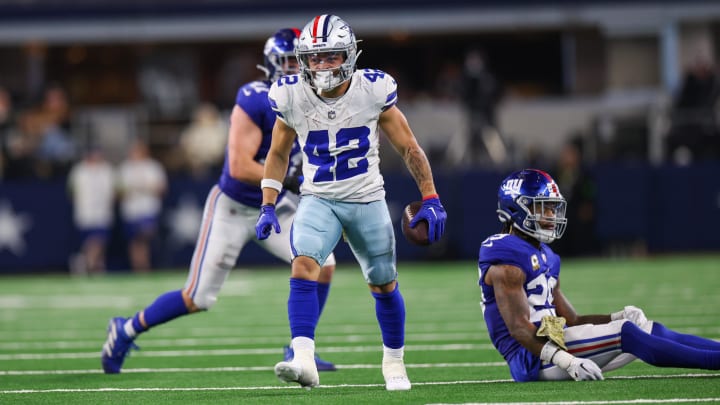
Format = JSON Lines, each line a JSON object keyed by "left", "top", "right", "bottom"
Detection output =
{"left": 478, "top": 168, "right": 720, "bottom": 381}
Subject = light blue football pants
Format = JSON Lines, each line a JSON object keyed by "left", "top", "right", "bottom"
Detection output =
{"left": 291, "top": 195, "right": 397, "bottom": 286}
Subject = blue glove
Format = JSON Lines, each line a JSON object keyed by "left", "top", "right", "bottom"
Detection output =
{"left": 255, "top": 204, "right": 281, "bottom": 240}
{"left": 409, "top": 196, "right": 447, "bottom": 243}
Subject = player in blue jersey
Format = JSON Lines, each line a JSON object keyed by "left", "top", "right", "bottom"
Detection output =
{"left": 101, "top": 28, "right": 337, "bottom": 374}
{"left": 479, "top": 168, "right": 720, "bottom": 381}
{"left": 255, "top": 15, "right": 447, "bottom": 391}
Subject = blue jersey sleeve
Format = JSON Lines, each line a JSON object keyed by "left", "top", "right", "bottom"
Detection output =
{"left": 235, "top": 81, "right": 271, "bottom": 129}
{"left": 218, "top": 79, "right": 280, "bottom": 207}
{"left": 479, "top": 234, "right": 528, "bottom": 270}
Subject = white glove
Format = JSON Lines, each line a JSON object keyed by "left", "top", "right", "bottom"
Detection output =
{"left": 567, "top": 357, "right": 604, "bottom": 381}
{"left": 540, "top": 341, "right": 604, "bottom": 381}
{"left": 611, "top": 305, "right": 649, "bottom": 330}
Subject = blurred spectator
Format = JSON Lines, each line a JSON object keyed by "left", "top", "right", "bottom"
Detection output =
{"left": 434, "top": 61, "right": 463, "bottom": 102}
{"left": 117, "top": 140, "right": 167, "bottom": 272}
{"left": 551, "top": 138, "right": 600, "bottom": 257}
{"left": 67, "top": 147, "right": 116, "bottom": 275}
{"left": 0, "top": 87, "right": 15, "bottom": 179}
{"left": 460, "top": 49, "right": 504, "bottom": 165}
{"left": 18, "top": 84, "right": 77, "bottom": 177}
{"left": 179, "top": 102, "right": 227, "bottom": 179}
{"left": 666, "top": 59, "right": 720, "bottom": 163}
{"left": 1, "top": 87, "right": 38, "bottom": 180}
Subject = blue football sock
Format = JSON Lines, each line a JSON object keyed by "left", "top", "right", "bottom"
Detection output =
{"left": 288, "top": 278, "right": 319, "bottom": 339}
{"left": 652, "top": 322, "right": 720, "bottom": 351}
{"left": 317, "top": 282, "right": 330, "bottom": 316}
{"left": 131, "top": 315, "right": 143, "bottom": 334}
{"left": 622, "top": 321, "right": 720, "bottom": 369}
{"left": 372, "top": 284, "right": 406, "bottom": 349}
{"left": 136, "top": 290, "right": 190, "bottom": 333}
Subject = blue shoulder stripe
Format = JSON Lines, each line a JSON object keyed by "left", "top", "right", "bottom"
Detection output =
{"left": 382, "top": 90, "right": 397, "bottom": 111}
{"left": 268, "top": 96, "right": 284, "bottom": 118}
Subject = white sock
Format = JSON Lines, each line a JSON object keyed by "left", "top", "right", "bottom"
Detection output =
{"left": 291, "top": 336, "right": 315, "bottom": 352}
{"left": 383, "top": 345, "right": 404, "bottom": 360}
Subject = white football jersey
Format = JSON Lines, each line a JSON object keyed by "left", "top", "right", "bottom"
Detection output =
{"left": 68, "top": 160, "right": 116, "bottom": 228}
{"left": 269, "top": 69, "right": 398, "bottom": 202}
{"left": 117, "top": 158, "right": 167, "bottom": 221}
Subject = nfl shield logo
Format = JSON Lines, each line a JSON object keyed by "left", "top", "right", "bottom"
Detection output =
{"left": 328, "top": 110, "right": 336, "bottom": 119}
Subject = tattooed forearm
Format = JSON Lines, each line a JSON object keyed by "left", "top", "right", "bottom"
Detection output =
{"left": 404, "top": 146, "right": 436, "bottom": 196}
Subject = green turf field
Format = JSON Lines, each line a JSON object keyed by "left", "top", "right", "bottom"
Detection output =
{"left": 1, "top": 255, "right": 719, "bottom": 404}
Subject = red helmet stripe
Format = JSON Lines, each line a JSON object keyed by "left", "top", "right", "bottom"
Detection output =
{"left": 534, "top": 169, "right": 553, "bottom": 181}
{"left": 311, "top": 15, "right": 322, "bottom": 43}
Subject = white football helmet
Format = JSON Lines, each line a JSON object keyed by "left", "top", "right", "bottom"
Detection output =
{"left": 296, "top": 14, "right": 361, "bottom": 92}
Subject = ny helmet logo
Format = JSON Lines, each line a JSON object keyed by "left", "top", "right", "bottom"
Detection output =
{"left": 501, "top": 179, "right": 523, "bottom": 196}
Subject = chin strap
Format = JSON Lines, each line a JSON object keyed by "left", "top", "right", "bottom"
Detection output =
{"left": 256, "top": 64, "right": 270, "bottom": 80}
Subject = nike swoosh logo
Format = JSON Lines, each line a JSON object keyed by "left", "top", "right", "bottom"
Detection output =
{"left": 482, "top": 241, "right": 493, "bottom": 248}
{"left": 242, "top": 88, "right": 252, "bottom": 96}
{"left": 428, "top": 207, "right": 437, "bottom": 219}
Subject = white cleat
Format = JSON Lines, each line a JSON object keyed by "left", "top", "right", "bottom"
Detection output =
{"left": 382, "top": 358, "right": 412, "bottom": 391}
{"left": 274, "top": 350, "right": 319, "bottom": 389}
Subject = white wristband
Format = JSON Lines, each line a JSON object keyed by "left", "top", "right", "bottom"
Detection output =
{"left": 540, "top": 341, "right": 574, "bottom": 369}
{"left": 260, "top": 178, "right": 283, "bottom": 193}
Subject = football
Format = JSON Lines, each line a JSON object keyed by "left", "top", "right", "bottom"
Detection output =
{"left": 401, "top": 201, "right": 430, "bottom": 246}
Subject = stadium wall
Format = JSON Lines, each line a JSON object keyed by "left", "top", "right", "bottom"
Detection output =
{"left": 0, "top": 162, "right": 718, "bottom": 273}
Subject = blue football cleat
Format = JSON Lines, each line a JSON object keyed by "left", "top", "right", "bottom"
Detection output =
{"left": 283, "top": 344, "right": 337, "bottom": 371}
{"left": 101, "top": 317, "right": 139, "bottom": 374}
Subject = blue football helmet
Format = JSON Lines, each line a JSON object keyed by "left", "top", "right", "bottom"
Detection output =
{"left": 258, "top": 28, "right": 301, "bottom": 82}
{"left": 497, "top": 169, "right": 567, "bottom": 243}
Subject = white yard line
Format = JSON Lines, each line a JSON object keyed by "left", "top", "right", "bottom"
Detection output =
{"left": 0, "top": 332, "right": 492, "bottom": 349}
{"left": 0, "top": 362, "right": 508, "bottom": 375}
{"left": 1, "top": 373, "right": 719, "bottom": 396}
{"left": 0, "top": 343, "right": 498, "bottom": 360}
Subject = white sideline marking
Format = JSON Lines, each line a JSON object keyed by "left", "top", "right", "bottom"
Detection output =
{"left": 0, "top": 362, "right": 508, "bottom": 375}
{"left": 0, "top": 343, "right": 496, "bottom": 360}
{"left": 1, "top": 374, "right": 719, "bottom": 395}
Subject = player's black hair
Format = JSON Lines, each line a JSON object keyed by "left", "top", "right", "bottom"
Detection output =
{"left": 501, "top": 221, "right": 512, "bottom": 234}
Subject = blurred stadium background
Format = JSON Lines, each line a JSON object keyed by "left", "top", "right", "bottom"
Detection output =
{"left": 1, "top": 0, "right": 719, "bottom": 273}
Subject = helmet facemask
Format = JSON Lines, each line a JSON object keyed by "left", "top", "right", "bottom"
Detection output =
{"left": 266, "top": 53, "right": 299, "bottom": 80}
{"left": 496, "top": 168, "right": 568, "bottom": 244}
{"left": 513, "top": 196, "right": 567, "bottom": 243}
{"left": 297, "top": 48, "right": 359, "bottom": 92}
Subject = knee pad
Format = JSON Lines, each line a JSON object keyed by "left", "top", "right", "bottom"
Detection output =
{"left": 366, "top": 262, "right": 397, "bottom": 286}
{"left": 292, "top": 233, "right": 332, "bottom": 265}
{"left": 189, "top": 289, "right": 218, "bottom": 311}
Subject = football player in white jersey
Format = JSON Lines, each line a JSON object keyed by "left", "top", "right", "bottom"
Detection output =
{"left": 101, "top": 28, "right": 337, "bottom": 374}
{"left": 479, "top": 168, "right": 720, "bottom": 382}
{"left": 255, "top": 14, "right": 448, "bottom": 391}
{"left": 67, "top": 147, "right": 115, "bottom": 275}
